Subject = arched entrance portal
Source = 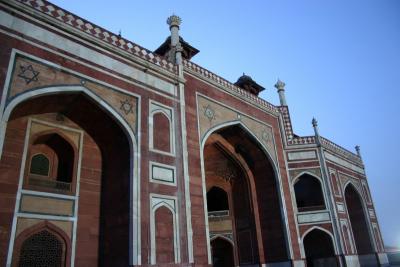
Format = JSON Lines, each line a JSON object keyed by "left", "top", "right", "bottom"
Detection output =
{"left": 303, "top": 229, "right": 337, "bottom": 267}
{"left": 211, "top": 238, "right": 234, "bottom": 267}
{"left": 345, "top": 184, "right": 376, "bottom": 266}
{"left": 203, "top": 124, "right": 289, "bottom": 266}
{"left": 4, "top": 90, "right": 135, "bottom": 266}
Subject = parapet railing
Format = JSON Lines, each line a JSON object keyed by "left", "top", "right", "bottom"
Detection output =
{"left": 29, "top": 175, "right": 72, "bottom": 192}
{"left": 183, "top": 59, "right": 279, "bottom": 114}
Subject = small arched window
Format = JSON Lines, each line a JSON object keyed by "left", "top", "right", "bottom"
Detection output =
{"left": 29, "top": 154, "right": 50, "bottom": 176}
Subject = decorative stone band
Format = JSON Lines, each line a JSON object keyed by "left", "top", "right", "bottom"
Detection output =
{"left": 15, "top": 0, "right": 177, "bottom": 73}
{"left": 183, "top": 59, "right": 279, "bottom": 114}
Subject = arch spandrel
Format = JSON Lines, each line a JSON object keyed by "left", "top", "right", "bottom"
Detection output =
{"left": 4, "top": 53, "right": 138, "bottom": 134}
{"left": 197, "top": 95, "right": 277, "bottom": 163}
{"left": 30, "top": 121, "right": 81, "bottom": 148}
{"left": 289, "top": 168, "right": 322, "bottom": 182}
{"left": 339, "top": 173, "right": 362, "bottom": 196}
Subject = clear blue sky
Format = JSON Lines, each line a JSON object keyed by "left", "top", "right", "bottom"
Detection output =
{"left": 51, "top": 0, "right": 400, "bottom": 247}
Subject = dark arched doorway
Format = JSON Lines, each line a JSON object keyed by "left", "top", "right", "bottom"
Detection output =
{"left": 203, "top": 124, "right": 289, "bottom": 266}
{"left": 211, "top": 238, "right": 234, "bottom": 267}
{"left": 345, "top": 184, "right": 376, "bottom": 266}
{"left": 303, "top": 229, "right": 337, "bottom": 267}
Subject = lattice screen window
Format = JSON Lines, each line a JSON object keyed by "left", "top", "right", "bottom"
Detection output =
{"left": 18, "top": 230, "right": 64, "bottom": 267}
{"left": 29, "top": 154, "right": 50, "bottom": 176}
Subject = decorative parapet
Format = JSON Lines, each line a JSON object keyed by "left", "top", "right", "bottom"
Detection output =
{"left": 15, "top": 0, "right": 177, "bottom": 73}
{"left": 279, "top": 106, "right": 316, "bottom": 144}
{"left": 279, "top": 107, "right": 362, "bottom": 166}
{"left": 290, "top": 136, "right": 316, "bottom": 145}
{"left": 320, "top": 137, "right": 363, "bottom": 166}
{"left": 183, "top": 59, "right": 279, "bottom": 114}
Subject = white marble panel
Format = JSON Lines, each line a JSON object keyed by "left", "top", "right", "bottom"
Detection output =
{"left": 297, "top": 211, "right": 330, "bottom": 224}
{"left": 288, "top": 150, "right": 316, "bottom": 161}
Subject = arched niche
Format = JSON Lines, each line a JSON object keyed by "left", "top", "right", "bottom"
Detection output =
{"left": 154, "top": 205, "right": 175, "bottom": 264}
{"left": 152, "top": 111, "right": 172, "bottom": 153}
{"left": 210, "top": 237, "right": 234, "bottom": 267}
{"left": 207, "top": 186, "right": 229, "bottom": 214}
{"left": 293, "top": 173, "right": 326, "bottom": 212}
{"left": 25, "top": 131, "right": 77, "bottom": 194}
{"left": 302, "top": 228, "right": 337, "bottom": 267}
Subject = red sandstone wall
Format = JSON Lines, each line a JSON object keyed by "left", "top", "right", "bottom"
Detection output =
{"left": 155, "top": 206, "right": 175, "bottom": 264}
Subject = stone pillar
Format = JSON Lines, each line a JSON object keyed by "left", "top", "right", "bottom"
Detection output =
{"left": 167, "top": 15, "right": 183, "bottom": 65}
{"left": 275, "top": 79, "right": 287, "bottom": 106}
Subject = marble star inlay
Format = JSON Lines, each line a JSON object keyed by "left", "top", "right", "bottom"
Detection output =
{"left": 120, "top": 99, "right": 134, "bottom": 115}
{"left": 18, "top": 64, "right": 39, "bottom": 84}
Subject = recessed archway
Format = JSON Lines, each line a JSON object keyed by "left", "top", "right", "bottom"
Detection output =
{"left": 202, "top": 123, "right": 289, "bottom": 266}
{"left": 1, "top": 86, "right": 139, "bottom": 266}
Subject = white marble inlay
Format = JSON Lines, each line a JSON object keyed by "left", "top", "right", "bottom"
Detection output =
{"left": 337, "top": 203, "right": 345, "bottom": 213}
{"left": 149, "top": 161, "right": 176, "bottom": 186}
{"left": 288, "top": 150, "right": 316, "bottom": 161}
{"left": 297, "top": 211, "right": 330, "bottom": 224}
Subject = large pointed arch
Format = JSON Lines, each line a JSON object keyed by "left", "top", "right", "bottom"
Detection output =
{"left": 199, "top": 120, "right": 291, "bottom": 264}
{"left": 1, "top": 85, "right": 141, "bottom": 265}
{"left": 343, "top": 182, "right": 376, "bottom": 255}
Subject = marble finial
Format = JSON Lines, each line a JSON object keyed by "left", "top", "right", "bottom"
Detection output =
{"left": 312, "top": 117, "right": 318, "bottom": 127}
{"left": 355, "top": 145, "right": 361, "bottom": 156}
{"left": 167, "top": 15, "right": 182, "bottom": 28}
{"left": 274, "top": 79, "right": 286, "bottom": 91}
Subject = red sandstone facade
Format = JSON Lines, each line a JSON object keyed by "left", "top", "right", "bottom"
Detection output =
{"left": 0, "top": 1, "right": 389, "bottom": 267}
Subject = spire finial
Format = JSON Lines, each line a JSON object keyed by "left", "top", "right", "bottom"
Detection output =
{"left": 167, "top": 14, "right": 182, "bottom": 29}
{"left": 166, "top": 14, "right": 183, "bottom": 65}
{"left": 274, "top": 79, "right": 286, "bottom": 91}
{"left": 312, "top": 117, "right": 318, "bottom": 127}
{"left": 355, "top": 145, "right": 362, "bottom": 158}
{"left": 312, "top": 117, "right": 321, "bottom": 145}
